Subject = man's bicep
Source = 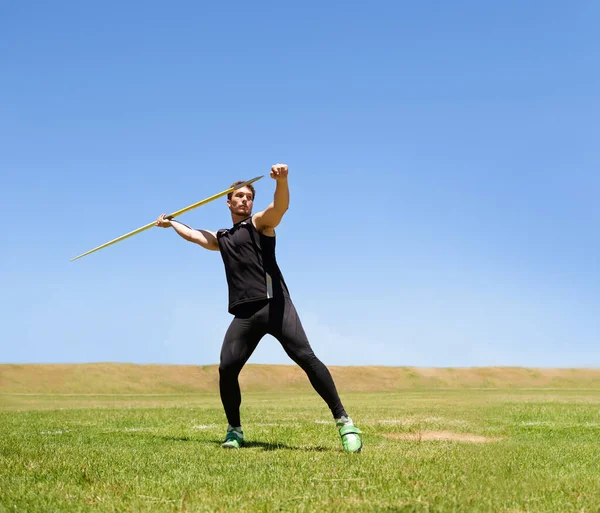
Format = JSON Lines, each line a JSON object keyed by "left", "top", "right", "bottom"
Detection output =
{"left": 254, "top": 203, "right": 286, "bottom": 229}
{"left": 191, "top": 229, "right": 220, "bottom": 251}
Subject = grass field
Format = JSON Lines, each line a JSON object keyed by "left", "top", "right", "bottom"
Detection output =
{"left": 2, "top": 366, "right": 600, "bottom": 512}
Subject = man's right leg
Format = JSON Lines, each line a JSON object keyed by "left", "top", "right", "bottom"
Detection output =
{"left": 269, "top": 297, "right": 363, "bottom": 452}
{"left": 219, "top": 301, "right": 268, "bottom": 446}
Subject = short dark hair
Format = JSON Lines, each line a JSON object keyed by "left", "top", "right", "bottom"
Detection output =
{"left": 227, "top": 181, "right": 255, "bottom": 200}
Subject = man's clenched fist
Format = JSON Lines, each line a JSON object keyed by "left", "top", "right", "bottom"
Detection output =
{"left": 271, "top": 163, "right": 288, "bottom": 181}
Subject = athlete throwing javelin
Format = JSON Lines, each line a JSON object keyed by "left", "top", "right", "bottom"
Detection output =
{"left": 156, "top": 164, "right": 362, "bottom": 452}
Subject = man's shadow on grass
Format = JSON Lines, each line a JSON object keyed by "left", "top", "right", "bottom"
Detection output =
{"left": 211, "top": 439, "right": 331, "bottom": 452}
{"left": 154, "top": 434, "right": 331, "bottom": 452}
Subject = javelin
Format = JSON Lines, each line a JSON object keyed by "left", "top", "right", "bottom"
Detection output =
{"left": 70, "top": 175, "right": 264, "bottom": 262}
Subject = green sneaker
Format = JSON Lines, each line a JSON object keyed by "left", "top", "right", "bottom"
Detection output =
{"left": 222, "top": 428, "right": 244, "bottom": 449}
{"left": 337, "top": 418, "right": 363, "bottom": 453}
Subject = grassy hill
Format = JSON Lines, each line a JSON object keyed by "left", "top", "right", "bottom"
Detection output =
{"left": 2, "top": 363, "right": 600, "bottom": 394}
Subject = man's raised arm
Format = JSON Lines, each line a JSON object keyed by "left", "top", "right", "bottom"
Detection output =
{"left": 156, "top": 214, "right": 219, "bottom": 251}
{"left": 253, "top": 163, "right": 289, "bottom": 231}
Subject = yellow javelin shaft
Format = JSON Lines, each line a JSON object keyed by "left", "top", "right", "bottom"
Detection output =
{"left": 70, "top": 175, "right": 264, "bottom": 262}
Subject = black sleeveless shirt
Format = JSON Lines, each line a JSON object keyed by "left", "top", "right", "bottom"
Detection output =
{"left": 217, "top": 217, "right": 290, "bottom": 314}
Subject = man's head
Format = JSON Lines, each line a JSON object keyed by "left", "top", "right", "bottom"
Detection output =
{"left": 227, "top": 181, "right": 255, "bottom": 219}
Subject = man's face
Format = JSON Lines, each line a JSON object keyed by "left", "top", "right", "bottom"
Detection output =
{"left": 227, "top": 186, "right": 254, "bottom": 217}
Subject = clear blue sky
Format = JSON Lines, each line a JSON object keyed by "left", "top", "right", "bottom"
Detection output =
{"left": 1, "top": 1, "right": 598, "bottom": 367}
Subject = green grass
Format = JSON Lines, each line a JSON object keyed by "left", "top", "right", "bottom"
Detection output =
{"left": 2, "top": 390, "right": 600, "bottom": 512}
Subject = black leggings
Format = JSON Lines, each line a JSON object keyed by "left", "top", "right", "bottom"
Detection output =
{"left": 219, "top": 297, "right": 347, "bottom": 427}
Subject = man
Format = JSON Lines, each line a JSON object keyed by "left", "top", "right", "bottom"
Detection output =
{"left": 156, "top": 164, "right": 362, "bottom": 452}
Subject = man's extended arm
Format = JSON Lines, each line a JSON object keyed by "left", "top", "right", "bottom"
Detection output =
{"left": 254, "top": 164, "right": 289, "bottom": 231}
{"left": 156, "top": 214, "right": 219, "bottom": 251}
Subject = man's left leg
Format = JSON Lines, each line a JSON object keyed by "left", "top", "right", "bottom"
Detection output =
{"left": 269, "top": 297, "right": 362, "bottom": 453}
{"left": 219, "top": 300, "right": 269, "bottom": 448}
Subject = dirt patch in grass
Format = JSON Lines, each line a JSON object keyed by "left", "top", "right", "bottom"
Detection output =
{"left": 382, "top": 431, "right": 502, "bottom": 443}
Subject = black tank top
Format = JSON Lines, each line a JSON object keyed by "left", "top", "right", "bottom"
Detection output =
{"left": 217, "top": 217, "right": 290, "bottom": 314}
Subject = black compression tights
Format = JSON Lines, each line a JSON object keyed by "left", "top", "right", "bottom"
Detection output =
{"left": 218, "top": 297, "right": 347, "bottom": 427}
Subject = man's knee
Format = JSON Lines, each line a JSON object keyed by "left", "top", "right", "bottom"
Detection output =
{"left": 289, "top": 348, "right": 320, "bottom": 369}
{"left": 219, "top": 360, "right": 243, "bottom": 378}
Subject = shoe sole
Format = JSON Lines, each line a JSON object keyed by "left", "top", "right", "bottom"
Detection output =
{"left": 222, "top": 442, "right": 243, "bottom": 449}
{"left": 344, "top": 438, "right": 363, "bottom": 453}
{"left": 347, "top": 444, "right": 362, "bottom": 453}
